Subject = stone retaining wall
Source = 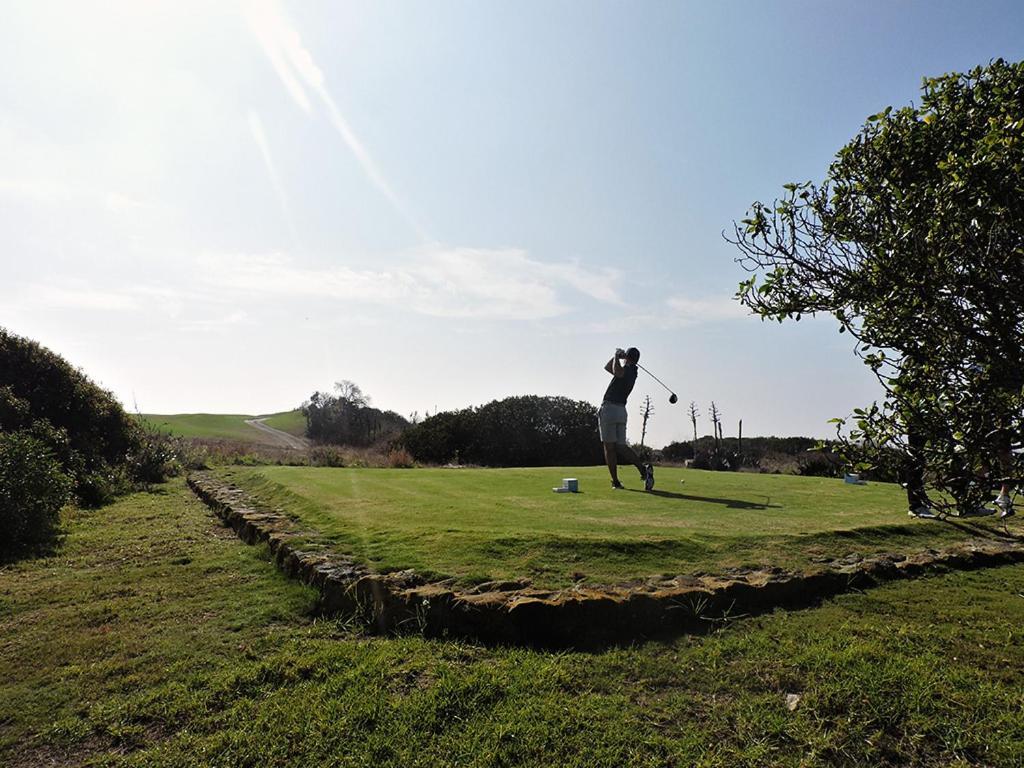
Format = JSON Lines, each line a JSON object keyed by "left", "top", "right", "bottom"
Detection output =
{"left": 188, "top": 472, "right": 1024, "bottom": 648}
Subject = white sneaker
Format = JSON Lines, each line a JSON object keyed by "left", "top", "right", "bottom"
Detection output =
{"left": 995, "top": 494, "right": 1015, "bottom": 519}
{"left": 909, "top": 505, "right": 937, "bottom": 519}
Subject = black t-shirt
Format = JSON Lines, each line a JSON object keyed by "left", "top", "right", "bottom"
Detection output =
{"left": 603, "top": 365, "right": 638, "bottom": 405}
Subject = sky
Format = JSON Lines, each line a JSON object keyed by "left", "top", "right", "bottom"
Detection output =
{"left": 3, "top": 1, "right": 1023, "bottom": 449}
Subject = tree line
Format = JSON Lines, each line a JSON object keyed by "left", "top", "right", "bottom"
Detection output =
{"left": 302, "top": 380, "right": 409, "bottom": 447}
{"left": 399, "top": 395, "right": 603, "bottom": 467}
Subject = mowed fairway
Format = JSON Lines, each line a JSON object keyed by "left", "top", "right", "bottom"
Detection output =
{"left": 221, "top": 466, "right": 1007, "bottom": 588}
{"left": 140, "top": 410, "right": 305, "bottom": 443}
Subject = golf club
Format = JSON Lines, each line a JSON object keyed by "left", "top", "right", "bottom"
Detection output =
{"left": 637, "top": 363, "right": 678, "bottom": 404}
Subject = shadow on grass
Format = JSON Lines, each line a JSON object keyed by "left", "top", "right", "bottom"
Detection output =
{"left": 0, "top": 535, "right": 64, "bottom": 566}
{"left": 624, "top": 488, "right": 780, "bottom": 509}
{"left": 933, "top": 516, "right": 1023, "bottom": 542}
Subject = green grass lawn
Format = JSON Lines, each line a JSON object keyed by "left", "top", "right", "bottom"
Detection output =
{"left": 1, "top": 478, "right": 1022, "bottom": 767}
{"left": 139, "top": 410, "right": 305, "bottom": 443}
{"left": 258, "top": 409, "right": 307, "bottom": 437}
{"left": 219, "top": 465, "right": 1012, "bottom": 589}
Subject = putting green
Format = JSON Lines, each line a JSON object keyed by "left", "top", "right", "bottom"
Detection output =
{"left": 218, "top": 465, "right": 1005, "bottom": 589}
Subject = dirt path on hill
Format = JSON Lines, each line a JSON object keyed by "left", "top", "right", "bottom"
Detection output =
{"left": 244, "top": 418, "right": 310, "bottom": 450}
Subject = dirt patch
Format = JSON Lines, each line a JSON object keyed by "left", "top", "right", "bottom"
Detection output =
{"left": 187, "top": 472, "right": 1024, "bottom": 648}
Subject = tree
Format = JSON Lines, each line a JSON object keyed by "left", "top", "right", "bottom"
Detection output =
{"left": 401, "top": 396, "right": 603, "bottom": 467}
{"left": 302, "top": 383, "right": 408, "bottom": 447}
{"left": 334, "top": 380, "right": 369, "bottom": 408}
{"left": 709, "top": 402, "right": 722, "bottom": 452}
{"left": 688, "top": 401, "right": 700, "bottom": 455}
{"left": 639, "top": 395, "right": 654, "bottom": 449}
{"left": 730, "top": 59, "right": 1024, "bottom": 512}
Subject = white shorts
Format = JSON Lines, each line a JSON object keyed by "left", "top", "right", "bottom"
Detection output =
{"left": 598, "top": 401, "right": 628, "bottom": 444}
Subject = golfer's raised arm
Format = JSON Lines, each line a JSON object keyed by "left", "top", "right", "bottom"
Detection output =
{"left": 605, "top": 353, "right": 624, "bottom": 378}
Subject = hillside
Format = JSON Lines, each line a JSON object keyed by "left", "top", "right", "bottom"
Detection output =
{"left": 140, "top": 410, "right": 305, "bottom": 444}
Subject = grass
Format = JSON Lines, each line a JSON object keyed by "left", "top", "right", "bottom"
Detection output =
{"left": 219, "top": 465, "right": 1011, "bottom": 589}
{"left": 1, "top": 478, "right": 1022, "bottom": 766}
{"left": 258, "top": 409, "right": 307, "bottom": 437}
{"left": 139, "top": 410, "right": 305, "bottom": 443}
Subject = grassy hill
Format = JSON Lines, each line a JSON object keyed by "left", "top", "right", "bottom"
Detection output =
{"left": 258, "top": 409, "right": 306, "bottom": 437}
{"left": 140, "top": 410, "right": 305, "bottom": 443}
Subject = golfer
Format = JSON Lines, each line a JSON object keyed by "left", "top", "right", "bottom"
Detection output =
{"left": 599, "top": 347, "right": 654, "bottom": 491}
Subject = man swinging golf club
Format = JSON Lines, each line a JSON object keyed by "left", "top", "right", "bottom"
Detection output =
{"left": 600, "top": 347, "right": 654, "bottom": 491}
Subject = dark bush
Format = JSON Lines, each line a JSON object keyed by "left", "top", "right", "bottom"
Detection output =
{"left": 400, "top": 408, "right": 476, "bottom": 465}
{"left": 0, "top": 328, "right": 144, "bottom": 500}
{"left": 0, "top": 431, "right": 72, "bottom": 555}
{"left": 796, "top": 450, "right": 844, "bottom": 478}
{"left": 662, "top": 441, "right": 695, "bottom": 462}
{"left": 309, "top": 445, "right": 348, "bottom": 467}
{"left": 691, "top": 450, "right": 737, "bottom": 471}
{"left": 632, "top": 443, "right": 654, "bottom": 463}
{"left": 401, "top": 396, "right": 604, "bottom": 467}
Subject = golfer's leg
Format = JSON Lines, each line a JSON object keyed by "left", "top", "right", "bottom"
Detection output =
{"left": 615, "top": 441, "right": 645, "bottom": 475}
{"left": 598, "top": 405, "right": 620, "bottom": 482}
{"left": 603, "top": 441, "right": 619, "bottom": 482}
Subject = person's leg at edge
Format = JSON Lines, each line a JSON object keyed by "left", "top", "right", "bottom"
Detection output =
{"left": 603, "top": 441, "right": 621, "bottom": 486}
{"left": 615, "top": 441, "right": 647, "bottom": 482}
{"left": 599, "top": 403, "right": 625, "bottom": 488}
{"left": 994, "top": 428, "right": 1015, "bottom": 518}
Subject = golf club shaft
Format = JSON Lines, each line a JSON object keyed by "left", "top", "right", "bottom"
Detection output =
{"left": 636, "top": 363, "right": 675, "bottom": 396}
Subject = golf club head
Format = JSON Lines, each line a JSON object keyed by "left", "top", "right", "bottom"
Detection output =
{"left": 668, "top": 393, "right": 678, "bottom": 404}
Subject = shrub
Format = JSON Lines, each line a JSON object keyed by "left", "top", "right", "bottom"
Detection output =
{"left": 691, "top": 450, "right": 737, "bottom": 472}
{"left": 128, "top": 429, "right": 185, "bottom": 484}
{"left": 632, "top": 443, "right": 654, "bottom": 463}
{"left": 385, "top": 447, "right": 415, "bottom": 468}
{"left": 0, "top": 328, "right": 143, "bottom": 500}
{"left": 401, "top": 409, "right": 475, "bottom": 465}
{"left": 309, "top": 445, "right": 347, "bottom": 467}
{"left": 0, "top": 431, "right": 72, "bottom": 555}
{"left": 796, "top": 450, "right": 843, "bottom": 478}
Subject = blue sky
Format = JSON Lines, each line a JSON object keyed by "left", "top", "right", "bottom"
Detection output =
{"left": 3, "top": 1, "right": 1023, "bottom": 448}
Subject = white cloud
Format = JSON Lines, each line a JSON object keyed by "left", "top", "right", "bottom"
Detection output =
{"left": 7, "top": 279, "right": 227, "bottom": 324}
{"left": 195, "top": 246, "right": 623, "bottom": 320}
{"left": 0, "top": 176, "right": 80, "bottom": 204}
{"left": 242, "top": 0, "right": 427, "bottom": 240}
{"left": 242, "top": 1, "right": 313, "bottom": 113}
{"left": 542, "top": 261, "right": 624, "bottom": 306}
{"left": 7, "top": 243, "right": 625, "bottom": 329}
{"left": 666, "top": 295, "right": 749, "bottom": 324}
{"left": 179, "top": 310, "right": 252, "bottom": 333}
{"left": 565, "top": 294, "right": 748, "bottom": 335}
{"left": 21, "top": 284, "right": 142, "bottom": 312}
{"left": 0, "top": 176, "right": 167, "bottom": 223}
